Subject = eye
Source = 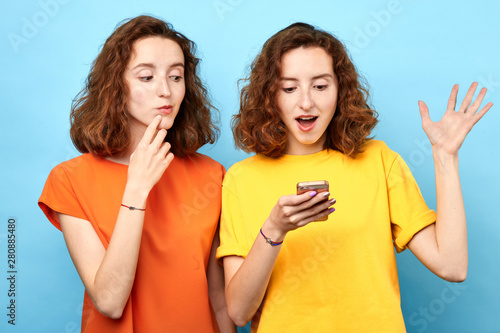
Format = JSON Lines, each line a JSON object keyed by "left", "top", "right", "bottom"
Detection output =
{"left": 139, "top": 76, "right": 153, "bottom": 82}
{"left": 283, "top": 87, "right": 296, "bottom": 93}
{"left": 170, "top": 75, "right": 183, "bottom": 82}
{"left": 315, "top": 85, "right": 328, "bottom": 91}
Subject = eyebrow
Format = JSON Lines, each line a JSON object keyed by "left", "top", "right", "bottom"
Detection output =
{"left": 280, "top": 73, "right": 334, "bottom": 81}
{"left": 131, "top": 62, "right": 185, "bottom": 70}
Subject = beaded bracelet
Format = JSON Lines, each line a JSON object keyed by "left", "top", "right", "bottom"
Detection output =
{"left": 260, "top": 228, "right": 283, "bottom": 246}
{"left": 121, "top": 203, "right": 145, "bottom": 211}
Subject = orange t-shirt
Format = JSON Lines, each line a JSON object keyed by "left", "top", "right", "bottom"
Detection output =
{"left": 39, "top": 153, "right": 224, "bottom": 332}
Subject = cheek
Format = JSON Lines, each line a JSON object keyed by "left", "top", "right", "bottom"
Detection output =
{"left": 128, "top": 86, "right": 149, "bottom": 108}
{"left": 175, "top": 84, "right": 186, "bottom": 102}
{"left": 130, "top": 86, "right": 146, "bottom": 101}
{"left": 276, "top": 93, "right": 290, "bottom": 115}
{"left": 324, "top": 93, "right": 338, "bottom": 114}
{"left": 179, "top": 86, "right": 186, "bottom": 102}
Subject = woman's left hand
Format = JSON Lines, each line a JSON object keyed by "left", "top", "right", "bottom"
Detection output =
{"left": 410, "top": 82, "right": 493, "bottom": 282}
{"left": 418, "top": 82, "right": 493, "bottom": 156}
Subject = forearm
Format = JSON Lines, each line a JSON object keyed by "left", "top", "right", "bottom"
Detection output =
{"left": 207, "top": 228, "right": 237, "bottom": 332}
{"left": 69, "top": 116, "right": 174, "bottom": 318}
{"left": 433, "top": 149, "right": 468, "bottom": 279}
{"left": 225, "top": 191, "right": 333, "bottom": 325}
{"left": 210, "top": 291, "right": 237, "bottom": 333}
{"left": 412, "top": 82, "right": 491, "bottom": 281}
{"left": 225, "top": 221, "right": 284, "bottom": 326}
{"left": 92, "top": 184, "right": 148, "bottom": 318}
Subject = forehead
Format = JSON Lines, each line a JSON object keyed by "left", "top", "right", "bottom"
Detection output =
{"left": 280, "top": 46, "right": 333, "bottom": 76}
{"left": 129, "top": 37, "right": 184, "bottom": 65}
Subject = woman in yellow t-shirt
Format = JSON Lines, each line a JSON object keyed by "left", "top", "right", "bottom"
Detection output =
{"left": 39, "top": 15, "right": 235, "bottom": 332}
{"left": 217, "top": 23, "right": 493, "bottom": 332}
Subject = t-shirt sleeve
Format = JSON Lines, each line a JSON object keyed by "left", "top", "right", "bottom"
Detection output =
{"left": 38, "top": 164, "right": 88, "bottom": 231}
{"left": 387, "top": 154, "right": 436, "bottom": 253}
{"left": 216, "top": 171, "right": 250, "bottom": 261}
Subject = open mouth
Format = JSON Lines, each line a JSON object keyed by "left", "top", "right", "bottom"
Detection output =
{"left": 295, "top": 116, "right": 318, "bottom": 128}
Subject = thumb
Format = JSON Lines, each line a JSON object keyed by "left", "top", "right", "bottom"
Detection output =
{"left": 418, "top": 100, "right": 431, "bottom": 129}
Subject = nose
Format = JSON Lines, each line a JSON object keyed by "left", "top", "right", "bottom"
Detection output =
{"left": 157, "top": 78, "right": 171, "bottom": 98}
{"left": 298, "top": 89, "right": 314, "bottom": 111}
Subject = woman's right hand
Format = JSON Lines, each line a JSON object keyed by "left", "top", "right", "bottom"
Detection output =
{"left": 223, "top": 191, "right": 336, "bottom": 325}
{"left": 127, "top": 115, "right": 175, "bottom": 194}
{"left": 263, "top": 191, "right": 336, "bottom": 241}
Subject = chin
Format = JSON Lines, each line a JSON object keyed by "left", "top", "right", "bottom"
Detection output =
{"left": 298, "top": 137, "right": 322, "bottom": 146}
{"left": 159, "top": 120, "right": 175, "bottom": 130}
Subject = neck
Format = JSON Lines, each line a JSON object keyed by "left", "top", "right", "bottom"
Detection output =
{"left": 104, "top": 135, "right": 141, "bottom": 166}
{"left": 284, "top": 138, "right": 326, "bottom": 156}
{"left": 284, "top": 146, "right": 325, "bottom": 155}
{"left": 105, "top": 151, "right": 132, "bottom": 165}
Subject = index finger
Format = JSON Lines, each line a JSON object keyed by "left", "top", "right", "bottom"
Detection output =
{"left": 291, "top": 190, "right": 326, "bottom": 206}
{"left": 140, "top": 115, "right": 162, "bottom": 144}
{"left": 277, "top": 191, "right": 314, "bottom": 208}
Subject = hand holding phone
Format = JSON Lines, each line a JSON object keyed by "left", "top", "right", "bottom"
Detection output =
{"left": 263, "top": 180, "right": 334, "bottom": 238}
{"left": 297, "top": 181, "right": 330, "bottom": 221}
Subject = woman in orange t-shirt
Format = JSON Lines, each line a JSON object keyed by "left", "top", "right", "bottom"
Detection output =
{"left": 38, "top": 15, "right": 235, "bottom": 333}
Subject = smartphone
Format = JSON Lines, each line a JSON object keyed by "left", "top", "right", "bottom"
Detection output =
{"left": 297, "top": 180, "right": 329, "bottom": 221}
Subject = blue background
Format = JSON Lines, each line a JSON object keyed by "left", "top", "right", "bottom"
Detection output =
{"left": 1, "top": 0, "right": 499, "bottom": 332}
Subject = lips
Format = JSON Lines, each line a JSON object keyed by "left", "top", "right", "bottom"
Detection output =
{"left": 158, "top": 105, "right": 173, "bottom": 114}
{"left": 295, "top": 115, "right": 318, "bottom": 131}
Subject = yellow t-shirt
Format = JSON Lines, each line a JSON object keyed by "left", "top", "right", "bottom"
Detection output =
{"left": 217, "top": 140, "right": 436, "bottom": 332}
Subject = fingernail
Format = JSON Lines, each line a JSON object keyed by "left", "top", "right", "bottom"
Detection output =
{"left": 330, "top": 198, "right": 336, "bottom": 204}
{"left": 156, "top": 115, "right": 162, "bottom": 119}
{"left": 330, "top": 208, "right": 335, "bottom": 213}
{"left": 323, "top": 192, "right": 330, "bottom": 197}
{"left": 310, "top": 191, "right": 317, "bottom": 197}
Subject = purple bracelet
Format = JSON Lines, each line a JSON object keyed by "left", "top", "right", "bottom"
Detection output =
{"left": 260, "top": 228, "right": 283, "bottom": 246}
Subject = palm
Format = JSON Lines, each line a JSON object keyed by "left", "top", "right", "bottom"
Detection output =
{"left": 419, "top": 82, "right": 493, "bottom": 156}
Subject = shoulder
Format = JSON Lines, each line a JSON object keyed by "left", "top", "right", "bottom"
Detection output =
{"left": 174, "top": 153, "right": 225, "bottom": 180}
{"left": 348, "top": 140, "right": 402, "bottom": 177}
{"left": 186, "top": 153, "right": 222, "bottom": 166}
{"left": 49, "top": 154, "right": 94, "bottom": 179}
{"left": 223, "top": 154, "right": 276, "bottom": 193}
{"left": 359, "top": 139, "right": 398, "bottom": 161}
{"left": 47, "top": 154, "right": 126, "bottom": 186}
{"left": 39, "top": 155, "right": 99, "bottom": 218}
{"left": 225, "top": 154, "right": 269, "bottom": 176}
{"left": 361, "top": 139, "right": 390, "bottom": 152}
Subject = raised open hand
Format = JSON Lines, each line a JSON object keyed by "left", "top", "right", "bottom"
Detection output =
{"left": 418, "top": 82, "right": 493, "bottom": 156}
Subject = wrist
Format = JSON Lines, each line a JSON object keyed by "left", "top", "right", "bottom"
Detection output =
{"left": 432, "top": 148, "right": 459, "bottom": 170}
{"left": 262, "top": 219, "right": 286, "bottom": 243}
{"left": 122, "top": 183, "right": 149, "bottom": 208}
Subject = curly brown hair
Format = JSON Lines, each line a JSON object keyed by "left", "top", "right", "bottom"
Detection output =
{"left": 232, "top": 22, "right": 377, "bottom": 158}
{"left": 70, "top": 15, "right": 218, "bottom": 158}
